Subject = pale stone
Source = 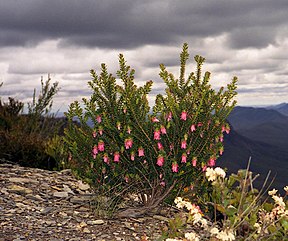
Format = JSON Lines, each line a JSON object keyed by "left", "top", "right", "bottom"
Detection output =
{"left": 70, "top": 196, "right": 92, "bottom": 204}
{"left": 83, "top": 227, "right": 90, "bottom": 233}
{"left": 152, "top": 215, "right": 169, "bottom": 222}
{"left": 87, "top": 220, "right": 105, "bottom": 225}
{"left": 78, "top": 221, "right": 87, "bottom": 228}
{"left": 8, "top": 185, "right": 33, "bottom": 194}
{"left": 62, "top": 184, "right": 74, "bottom": 194}
{"left": 40, "top": 206, "right": 54, "bottom": 214}
{"left": 53, "top": 191, "right": 69, "bottom": 198}
{"left": 9, "top": 177, "right": 38, "bottom": 184}
{"left": 77, "top": 180, "right": 90, "bottom": 191}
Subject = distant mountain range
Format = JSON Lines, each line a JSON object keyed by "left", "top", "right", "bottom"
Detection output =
{"left": 266, "top": 102, "right": 288, "bottom": 116}
{"left": 218, "top": 103, "right": 288, "bottom": 194}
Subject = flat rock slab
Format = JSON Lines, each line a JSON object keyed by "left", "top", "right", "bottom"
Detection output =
{"left": 0, "top": 164, "right": 166, "bottom": 240}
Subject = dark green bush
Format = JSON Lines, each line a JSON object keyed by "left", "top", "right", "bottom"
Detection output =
{"left": 64, "top": 44, "right": 237, "bottom": 212}
{"left": 0, "top": 77, "right": 65, "bottom": 169}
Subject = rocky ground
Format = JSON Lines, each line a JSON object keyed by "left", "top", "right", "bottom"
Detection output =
{"left": 0, "top": 163, "right": 172, "bottom": 241}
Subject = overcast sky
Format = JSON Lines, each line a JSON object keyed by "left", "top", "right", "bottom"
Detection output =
{"left": 0, "top": 0, "right": 288, "bottom": 112}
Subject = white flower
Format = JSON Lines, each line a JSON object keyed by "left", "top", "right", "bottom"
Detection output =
{"left": 254, "top": 222, "right": 261, "bottom": 234}
{"left": 214, "top": 167, "right": 226, "bottom": 178}
{"left": 185, "top": 201, "right": 193, "bottom": 211}
{"left": 216, "top": 231, "right": 229, "bottom": 241}
{"left": 210, "top": 227, "right": 219, "bottom": 235}
{"left": 284, "top": 186, "right": 288, "bottom": 192}
{"left": 166, "top": 239, "right": 180, "bottom": 241}
{"left": 184, "top": 232, "right": 199, "bottom": 241}
{"left": 226, "top": 231, "right": 235, "bottom": 241}
{"left": 174, "top": 197, "right": 183, "bottom": 204}
{"left": 268, "top": 188, "right": 278, "bottom": 196}
{"left": 216, "top": 229, "right": 235, "bottom": 241}
{"left": 200, "top": 218, "right": 208, "bottom": 228}
{"left": 193, "top": 213, "right": 202, "bottom": 224}
{"left": 174, "top": 197, "right": 186, "bottom": 209}
{"left": 206, "top": 167, "right": 217, "bottom": 182}
{"left": 272, "top": 195, "right": 285, "bottom": 208}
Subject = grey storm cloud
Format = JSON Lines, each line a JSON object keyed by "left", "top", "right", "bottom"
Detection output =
{"left": 1, "top": 0, "right": 288, "bottom": 49}
{"left": 1, "top": 0, "right": 288, "bottom": 110}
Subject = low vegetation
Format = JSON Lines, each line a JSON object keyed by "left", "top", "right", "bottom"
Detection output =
{"left": 0, "top": 77, "right": 64, "bottom": 169}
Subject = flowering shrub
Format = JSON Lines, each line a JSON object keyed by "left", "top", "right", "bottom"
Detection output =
{"left": 163, "top": 167, "right": 288, "bottom": 240}
{"left": 64, "top": 43, "right": 237, "bottom": 211}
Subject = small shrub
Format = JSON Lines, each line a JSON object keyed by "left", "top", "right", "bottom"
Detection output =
{"left": 64, "top": 43, "right": 237, "bottom": 214}
{"left": 0, "top": 77, "right": 64, "bottom": 169}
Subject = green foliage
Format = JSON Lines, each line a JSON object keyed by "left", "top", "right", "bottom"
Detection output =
{"left": 45, "top": 135, "right": 67, "bottom": 170}
{"left": 0, "top": 77, "right": 63, "bottom": 169}
{"left": 64, "top": 43, "right": 237, "bottom": 213}
{"left": 203, "top": 166, "right": 288, "bottom": 240}
{"left": 162, "top": 167, "right": 288, "bottom": 241}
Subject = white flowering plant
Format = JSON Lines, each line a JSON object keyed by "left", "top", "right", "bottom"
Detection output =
{"left": 162, "top": 167, "right": 288, "bottom": 241}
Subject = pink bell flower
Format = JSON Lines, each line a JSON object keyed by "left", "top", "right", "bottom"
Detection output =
{"left": 192, "top": 157, "right": 197, "bottom": 167}
{"left": 154, "top": 129, "right": 161, "bottom": 140}
{"left": 172, "top": 162, "right": 179, "bottom": 172}
{"left": 157, "top": 155, "right": 164, "bottom": 166}
{"left": 96, "top": 115, "right": 102, "bottom": 123}
{"left": 125, "top": 176, "right": 129, "bottom": 183}
{"left": 98, "top": 126, "right": 103, "bottom": 136}
{"left": 114, "top": 152, "right": 120, "bottom": 162}
{"left": 92, "top": 145, "right": 98, "bottom": 155}
{"left": 197, "top": 122, "right": 203, "bottom": 127}
{"left": 103, "top": 154, "right": 109, "bottom": 164}
{"left": 219, "top": 134, "right": 224, "bottom": 142}
{"left": 160, "top": 181, "right": 165, "bottom": 187}
{"left": 116, "top": 122, "right": 121, "bottom": 130}
{"left": 92, "top": 131, "right": 97, "bottom": 138}
{"left": 167, "top": 112, "right": 172, "bottom": 121}
{"left": 181, "top": 153, "right": 187, "bottom": 163}
{"left": 219, "top": 147, "right": 224, "bottom": 155}
{"left": 138, "top": 147, "right": 145, "bottom": 157}
{"left": 152, "top": 116, "right": 160, "bottom": 123}
{"left": 130, "top": 152, "right": 135, "bottom": 161}
{"left": 157, "top": 142, "right": 164, "bottom": 150}
{"left": 180, "top": 111, "right": 187, "bottom": 121}
{"left": 92, "top": 147, "right": 97, "bottom": 159}
{"left": 225, "top": 126, "right": 230, "bottom": 134}
{"left": 160, "top": 125, "right": 167, "bottom": 134}
{"left": 202, "top": 165, "right": 207, "bottom": 172}
{"left": 181, "top": 140, "right": 187, "bottom": 149}
{"left": 98, "top": 141, "right": 105, "bottom": 152}
{"left": 190, "top": 124, "right": 196, "bottom": 132}
{"left": 124, "top": 138, "right": 133, "bottom": 149}
{"left": 127, "top": 126, "right": 131, "bottom": 134}
{"left": 208, "top": 157, "right": 216, "bottom": 167}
